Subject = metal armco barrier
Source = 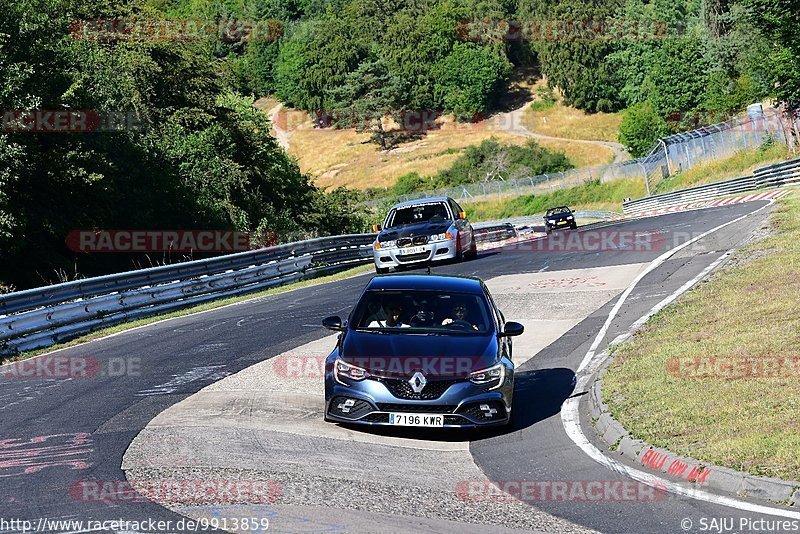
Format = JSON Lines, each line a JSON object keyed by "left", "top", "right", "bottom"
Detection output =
{"left": 622, "top": 157, "right": 800, "bottom": 214}
{"left": 0, "top": 226, "right": 518, "bottom": 356}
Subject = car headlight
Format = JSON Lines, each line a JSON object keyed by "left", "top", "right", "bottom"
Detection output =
{"left": 376, "top": 240, "right": 395, "bottom": 250}
{"left": 334, "top": 359, "right": 368, "bottom": 385}
{"left": 429, "top": 232, "right": 453, "bottom": 242}
{"left": 469, "top": 364, "right": 505, "bottom": 390}
{"left": 567, "top": 216, "right": 574, "bottom": 220}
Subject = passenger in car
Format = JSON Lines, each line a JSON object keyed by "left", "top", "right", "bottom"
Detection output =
{"left": 368, "top": 302, "right": 409, "bottom": 328}
{"left": 441, "top": 302, "right": 479, "bottom": 330}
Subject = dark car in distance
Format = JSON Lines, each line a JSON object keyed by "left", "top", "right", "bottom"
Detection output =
{"left": 544, "top": 206, "right": 577, "bottom": 234}
{"left": 322, "top": 274, "right": 524, "bottom": 428}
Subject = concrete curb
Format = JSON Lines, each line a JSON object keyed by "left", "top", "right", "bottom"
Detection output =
{"left": 589, "top": 366, "right": 800, "bottom": 507}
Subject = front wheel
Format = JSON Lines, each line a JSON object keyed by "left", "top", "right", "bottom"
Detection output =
{"left": 375, "top": 265, "right": 389, "bottom": 274}
{"left": 570, "top": 223, "right": 577, "bottom": 230}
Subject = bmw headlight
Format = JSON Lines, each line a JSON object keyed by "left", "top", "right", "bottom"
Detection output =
{"left": 430, "top": 232, "right": 455, "bottom": 242}
{"left": 334, "top": 359, "right": 368, "bottom": 385}
{"left": 469, "top": 364, "right": 505, "bottom": 390}
{"left": 376, "top": 240, "right": 396, "bottom": 250}
{"left": 567, "top": 216, "right": 574, "bottom": 220}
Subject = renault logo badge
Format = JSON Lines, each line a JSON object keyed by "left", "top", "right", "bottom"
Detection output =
{"left": 409, "top": 371, "right": 427, "bottom": 393}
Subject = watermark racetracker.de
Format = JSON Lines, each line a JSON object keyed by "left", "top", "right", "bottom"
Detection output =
{"left": 65, "top": 230, "right": 279, "bottom": 253}
{"left": 456, "top": 18, "right": 672, "bottom": 43}
{"left": 1, "top": 356, "right": 141, "bottom": 379}
{"left": 456, "top": 479, "right": 667, "bottom": 503}
{"left": 69, "top": 18, "right": 282, "bottom": 43}
{"left": 69, "top": 478, "right": 282, "bottom": 504}
{"left": 1, "top": 110, "right": 144, "bottom": 133}
{"left": 667, "top": 356, "right": 800, "bottom": 379}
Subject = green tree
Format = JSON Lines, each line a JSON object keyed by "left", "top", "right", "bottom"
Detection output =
{"left": 619, "top": 101, "right": 672, "bottom": 157}
{"left": 326, "top": 57, "right": 408, "bottom": 150}
{"left": 518, "top": 0, "right": 625, "bottom": 112}
{"left": 647, "top": 34, "right": 710, "bottom": 116}
{"left": 737, "top": 0, "right": 800, "bottom": 111}
{"left": 433, "top": 42, "right": 511, "bottom": 114}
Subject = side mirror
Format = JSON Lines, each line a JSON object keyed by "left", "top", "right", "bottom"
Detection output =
{"left": 372, "top": 224, "right": 382, "bottom": 232}
{"left": 323, "top": 316, "right": 346, "bottom": 332}
{"left": 500, "top": 321, "right": 524, "bottom": 337}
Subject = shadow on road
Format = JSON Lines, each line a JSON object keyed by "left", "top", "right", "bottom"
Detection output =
{"left": 468, "top": 367, "right": 577, "bottom": 442}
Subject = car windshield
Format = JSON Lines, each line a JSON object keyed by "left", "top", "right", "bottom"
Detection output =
{"left": 546, "top": 207, "right": 571, "bottom": 216}
{"left": 352, "top": 290, "right": 492, "bottom": 335}
{"left": 386, "top": 202, "right": 450, "bottom": 228}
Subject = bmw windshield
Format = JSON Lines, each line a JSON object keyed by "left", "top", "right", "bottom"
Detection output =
{"left": 385, "top": 202, "right": 451, "bottom": 228}
{"left": 352, "top": 290, "right": 492, "bottom": 335}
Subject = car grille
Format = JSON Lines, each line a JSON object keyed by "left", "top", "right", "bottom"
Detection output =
{"left": 396, "top": 252, "right": 431, "bottom": 263}
{"left": 397, "top": 236, "right": 429, "bottom": 247}
{"left": 377, "top": 404, "right": 457, "bottom": 413}
{"left": 377, "top": 377, "right": 459, "bottom": 400}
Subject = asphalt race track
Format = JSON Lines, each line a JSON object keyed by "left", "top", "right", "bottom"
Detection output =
{"left": 1, "top": 200, "right": 796, "bottom": 534}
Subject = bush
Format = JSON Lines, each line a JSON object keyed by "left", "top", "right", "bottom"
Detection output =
{"left": 619, "top": 101, "right": 672, "bottom": 158}
{"left": 390, "top": 138, "right": 573, "bottom": 197}
{"left": 529, "top": 87, "right": 557, "bottom": 111}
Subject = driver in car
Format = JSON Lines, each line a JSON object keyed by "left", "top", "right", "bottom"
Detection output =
{"left": 441, "top": 303, "right": 479, "bottom": 330}
{"left": 368, "top": 302, "right": 409, "bottom": 328}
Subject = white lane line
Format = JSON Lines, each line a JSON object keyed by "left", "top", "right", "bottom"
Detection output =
{"left": 576, "top": 199, "right": 775, "bottom": 374}
{"left": 563, "top": 198, "right": 800, "bottom": 518}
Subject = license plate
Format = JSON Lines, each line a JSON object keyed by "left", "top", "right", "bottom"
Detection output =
{"left": 389, "top": 413, "right": 444, "bottom": 427}
{"left": 397, "top": 246, "right": 425, "bottom": 255}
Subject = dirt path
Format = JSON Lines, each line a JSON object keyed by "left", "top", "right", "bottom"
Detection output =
{"left": 495, "top": 99, "right": 630, "bottom": 164}
{"left": 267, "top": 102, "right": 292, "bottom": 152}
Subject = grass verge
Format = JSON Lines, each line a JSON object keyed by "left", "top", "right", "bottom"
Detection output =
{"left": 1, "top": 264, "right": 372, "bottom": 364}
{"left": 603, "top": 195, "right": 800, "bottom": 481}
{"left": 464, "top": 178, "right": 646, "bottom": 221}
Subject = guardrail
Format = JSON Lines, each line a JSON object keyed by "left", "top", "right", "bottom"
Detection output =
{"left": 0, "top": 226, "right": 520, "bottom": 357}
{"left": 622, "top": 157, "right": 800, "bottom": 214}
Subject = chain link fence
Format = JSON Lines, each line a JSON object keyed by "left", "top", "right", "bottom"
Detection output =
{"left": 395, "top": 107, "right": 796, "bottom": 205}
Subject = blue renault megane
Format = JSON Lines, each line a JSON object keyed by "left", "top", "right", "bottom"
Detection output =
{"left": 322, "top": 274, "right": 524, "bottom": 428}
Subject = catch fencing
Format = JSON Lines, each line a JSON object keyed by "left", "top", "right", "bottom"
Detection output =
{"left": 396, "top": 107, "right": 796, "bottom": 204}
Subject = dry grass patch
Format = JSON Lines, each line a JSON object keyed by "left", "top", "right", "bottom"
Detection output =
{"left": 522, "top": 93, "right": 623, "bottom": 143}
{"left": 603, "top": 196, "right": 800, "bottom": 481}
{"left": 534, "top": 139, "right": 616, "bottom": 168}
{"left": 290, "top": 126, "right": 536, "bottom": 190}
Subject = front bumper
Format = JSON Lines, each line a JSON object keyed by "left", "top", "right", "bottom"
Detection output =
{"left": 546, "top": 218, "right": 575, "bottom": 229}
{"left": 325, "top": 374, "right": 513, "bottom": 428}
{"left": 373, "top": 238, "right": 458, "bottom": 269}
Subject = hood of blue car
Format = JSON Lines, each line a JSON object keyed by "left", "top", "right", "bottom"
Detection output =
{"left": 378, "top": 221, "right": 451, "bottom": 242}
{"left": 340, "top": 330, "right": 498, "bottom": 377}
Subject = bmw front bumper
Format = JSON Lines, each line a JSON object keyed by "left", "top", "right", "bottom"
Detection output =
{"left": 324, "top": 373, "right": 513, "bottom": 428}
{"left": 373, "top": 238, "right": 458, "bottom": 270}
